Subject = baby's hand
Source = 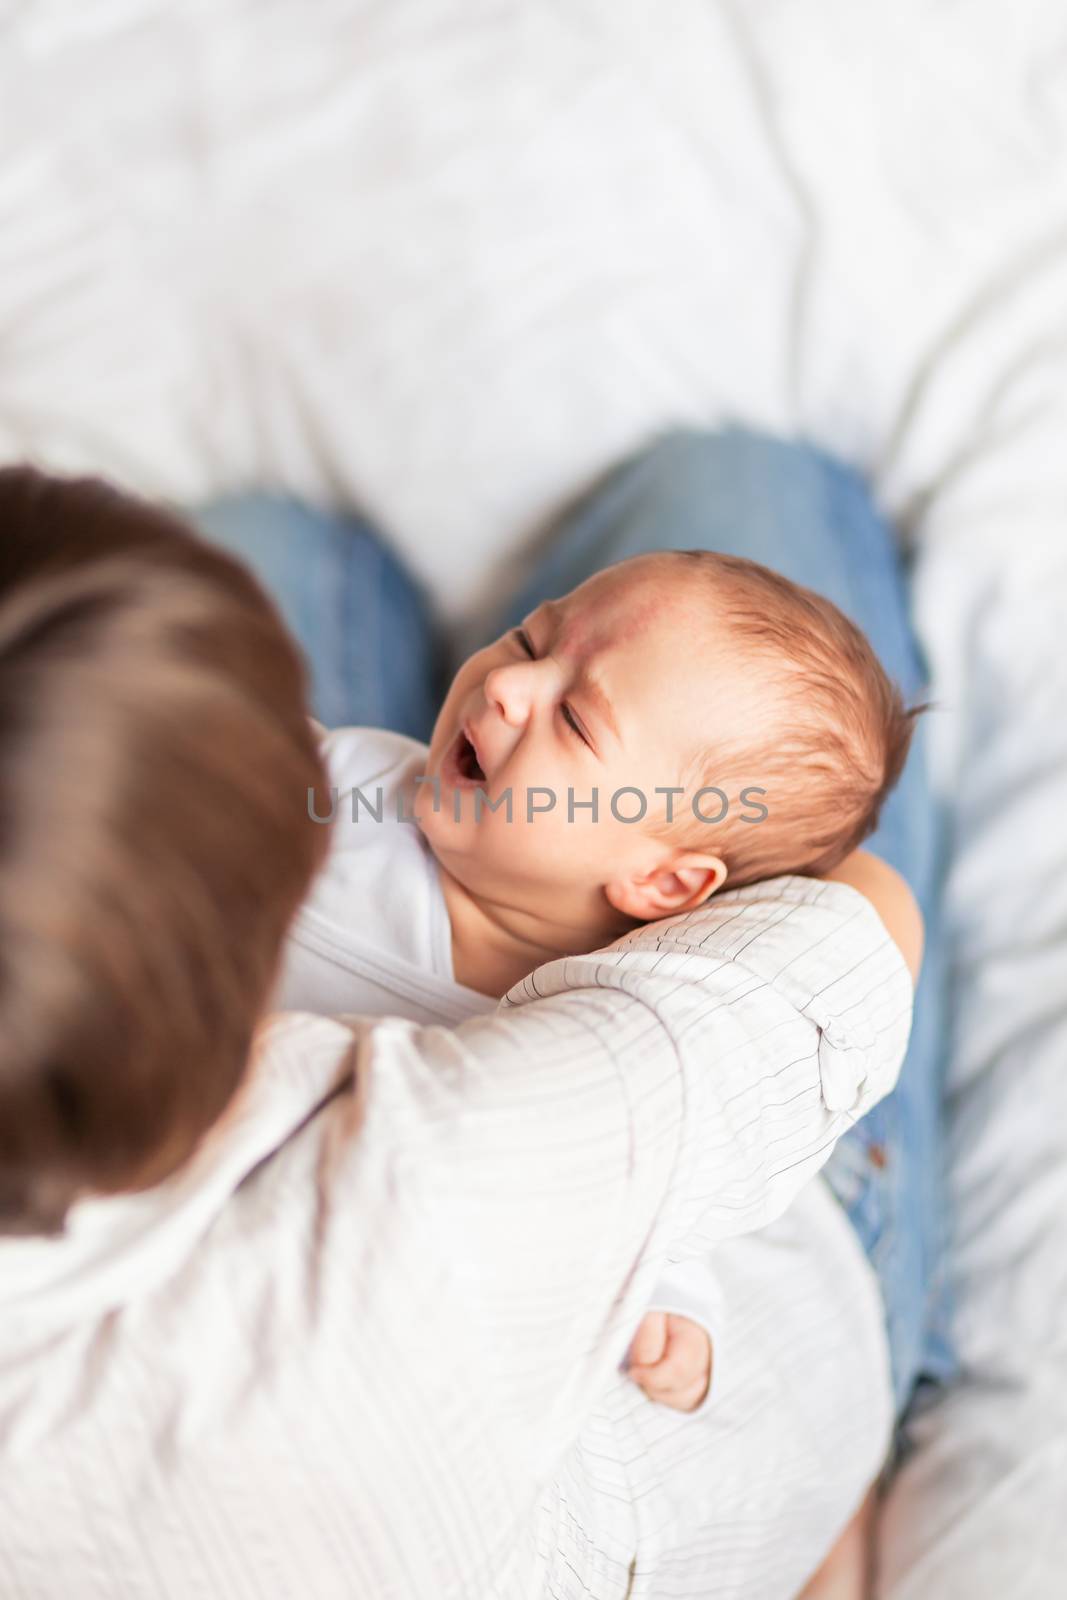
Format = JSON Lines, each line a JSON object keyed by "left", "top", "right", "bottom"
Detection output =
{"left": 626, "top": 1311, "right": 712, "bottom": 1413}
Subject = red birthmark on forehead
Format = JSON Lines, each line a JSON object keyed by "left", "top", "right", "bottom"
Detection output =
{"left": 565, "top": 560, "right": 694, "bottom": 656}
{"left": 610, "top": 580, "right": 698, "bottom": 647}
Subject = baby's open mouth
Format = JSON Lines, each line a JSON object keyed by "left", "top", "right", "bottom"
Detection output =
{"left": 457, "top": 731, "right": 484, "bottom": 782}
{"left": 447, "top": 726, "right": 486, "bottom": 786}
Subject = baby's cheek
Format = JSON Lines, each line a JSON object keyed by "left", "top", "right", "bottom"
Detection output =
{"left": 483, "top": 808, "right": 570, "bottom": 884}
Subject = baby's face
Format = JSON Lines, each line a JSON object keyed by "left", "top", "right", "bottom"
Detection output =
{"left": 415, "top": 555, "right": 772, "bottom": 920}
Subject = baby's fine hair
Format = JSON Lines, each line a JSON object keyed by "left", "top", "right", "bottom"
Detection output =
{"left": 666, "top": 549, "right": 923, "bottom": 885}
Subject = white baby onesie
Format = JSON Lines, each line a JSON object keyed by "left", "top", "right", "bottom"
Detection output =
{"left": 277, "top": 725, "right": 497, "bottom": 1029}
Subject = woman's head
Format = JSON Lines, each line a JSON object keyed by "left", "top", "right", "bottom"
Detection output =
{"left": 0, "top": 467, "right": 329, "bottom": 1235}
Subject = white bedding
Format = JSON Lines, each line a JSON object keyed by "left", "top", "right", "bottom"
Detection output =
{"left": 2, "top": 1, "right": 1066, "bottom": 1591}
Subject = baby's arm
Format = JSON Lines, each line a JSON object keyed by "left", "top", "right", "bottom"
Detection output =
{"left": 627, "top": 1258, "right": 726, "bottom": 1413}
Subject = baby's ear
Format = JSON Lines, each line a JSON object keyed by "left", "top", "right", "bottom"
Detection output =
{"left": 605, "top": 852, "right": 727, "bottom": 923}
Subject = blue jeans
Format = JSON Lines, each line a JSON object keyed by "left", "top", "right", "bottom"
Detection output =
{"left": 194, "top": 497, "right": 445, "bottom": 739}
{"left": 193, "top": 427, "right": 952, "bottom": 1415}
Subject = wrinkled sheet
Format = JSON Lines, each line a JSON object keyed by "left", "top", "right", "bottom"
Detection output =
{"left": 1, "top": 1, "right": 1065, "bottom": 1591}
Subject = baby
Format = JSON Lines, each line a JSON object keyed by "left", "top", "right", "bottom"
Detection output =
{"left": 283, "top": 547, "right": 916, "bottom": 1417}
{"left": 414, "top": 549, "right": 912, "bottom": 997}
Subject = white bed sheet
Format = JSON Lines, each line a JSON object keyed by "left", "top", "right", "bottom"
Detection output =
{"left": 1, "top": 1, "right": 1065, "bottom": 1591}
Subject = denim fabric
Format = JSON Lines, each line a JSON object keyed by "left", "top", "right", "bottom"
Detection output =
{"left": 194, "top": 426, "right": 953, "bottom": 1414}
{"left": 192, "top": 495, "right": 443, "bottom": 739}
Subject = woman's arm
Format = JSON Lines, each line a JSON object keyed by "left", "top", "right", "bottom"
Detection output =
{"left": 824, "top": 849, "right": 924, "bottom": 980}
{"left": 323, "top": 874, "right": 914, "bottom": 1486}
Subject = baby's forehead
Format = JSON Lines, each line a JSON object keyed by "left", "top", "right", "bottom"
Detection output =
{"left": 581, "top": 554, "right": 707, "bottom": 624}
{"left": 578, "top": 559, "right": 734, "bottom": 661}
{"left": 590, "top": 560, "right": 786, "bottom": 727}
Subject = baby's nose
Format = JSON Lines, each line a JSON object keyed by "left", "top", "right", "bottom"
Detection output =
{"left": 484, "top": 660, "right": 550, "bottom": 726}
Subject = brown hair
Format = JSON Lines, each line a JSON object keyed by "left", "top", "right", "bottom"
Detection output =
{"left": 0, "top": 467, "right": 329, "bottom": 1235}
{"left": 666, "top": 550, "right": 923, "bottom": 885}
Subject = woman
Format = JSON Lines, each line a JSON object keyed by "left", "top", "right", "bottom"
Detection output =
{"left": 0, "top": 440, "right": 928, "bottom": 1597}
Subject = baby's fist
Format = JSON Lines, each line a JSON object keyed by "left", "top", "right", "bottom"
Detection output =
{"left": 627, "top": 1311, "right": 712, "bottom": 1413}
